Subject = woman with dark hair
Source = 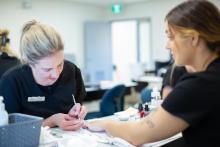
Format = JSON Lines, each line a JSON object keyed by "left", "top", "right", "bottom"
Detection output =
{"left": 0, "top": 29, "right": 21, "bottom": 78}
{"left": 87, "top": 1, "right": 220, "bottom": 146}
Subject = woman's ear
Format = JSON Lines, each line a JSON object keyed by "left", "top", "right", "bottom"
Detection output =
{"left": 191, "top": 32, "right": 199, "bottom": 47}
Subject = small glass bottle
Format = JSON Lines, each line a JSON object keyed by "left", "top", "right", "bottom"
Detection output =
{"left": 0, "top": 96, "right": 8, "bottom": 126}
{"left": 144, "top": 104, "right": 150, "bottom": 116}
{"left": 138, "top": 103, "right": 145, "bottom": 118}
{"left": 150, "top": 87, "right": 162, "bottom": 110}
{"left": 151, "top": 87, "right": 161, "bottom": 100}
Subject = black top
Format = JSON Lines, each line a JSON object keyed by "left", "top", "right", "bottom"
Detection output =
{"left": 0, "top": 60, "right": 86, "bottom": 118}
{"left": 162, "top": 57, "right": 220, "bottom": 147}
{"left": 0, "top": 52, "right": 21, "bottom": 78}
{"left": 162, "top": 65, "right": 187, "bottom": 90}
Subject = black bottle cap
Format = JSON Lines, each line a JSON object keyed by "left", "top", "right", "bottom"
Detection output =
{"left": 138, "top": 103, "right": 143, "bottom": 112}
{"left": 144, "top": 104, "right": 149, "bottom": 111}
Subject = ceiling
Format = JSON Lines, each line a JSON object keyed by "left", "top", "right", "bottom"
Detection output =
{"left": 64, "top": 0, "right": 152, "bottom": 6}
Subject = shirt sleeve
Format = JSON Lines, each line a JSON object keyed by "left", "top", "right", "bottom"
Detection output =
{"left": 161, "top": 75, "right": 211, "bottom": 126}
{"left": 0, "top": 74, "right": 21, "bottom": 113}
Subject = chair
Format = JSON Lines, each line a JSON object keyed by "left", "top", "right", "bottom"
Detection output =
{"left": 140, "top": 88, "right": 152, "bottom": 103}
{"left": 85, "top": 84, "right": 126, "bottom": 120}
{"left": 132, "top": 79, "right": 149, "bottom": 93}
{"left": 155, "top": 60, "right": 172, "bottom": 76}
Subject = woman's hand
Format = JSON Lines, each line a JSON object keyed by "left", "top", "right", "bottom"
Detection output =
{"left": 43, "top": 103, "right": 87, "bottom": 131}
{"left": 86, "top": 120, "right": 106, "bottom": 132}
{"left": 52, "top": 113, "right": 84, "bottom": 131}
{"left": 68, "top": 103, "right": 87, "bottom": 120}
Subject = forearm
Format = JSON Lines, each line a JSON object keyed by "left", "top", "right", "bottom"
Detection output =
{"left": 136, "top": 108, "right": 188, "bottom": 145}
{"left": 102, "top": 115, "right": 166, "bottom": 145}
{"left": 89, "top": 107, "right": 188, "bottom": 146}
{"left": 102, "top": 120, "right": 143, "bottom": 145}
{"left": 103, "top": 108, "right": 187, "bottom": 146}
{"left": 42, "top": 114, "right": 57, "bottom": 128}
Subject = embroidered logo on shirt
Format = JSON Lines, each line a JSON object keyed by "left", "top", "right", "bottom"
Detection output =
{"left": 28, "top": 96, "right": 45, "bottom": 102}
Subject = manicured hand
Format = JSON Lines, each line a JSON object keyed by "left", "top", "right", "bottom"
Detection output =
{"left": 68, "top": 103, "right": 87, "bottom": 120}
{"left": 53, "top": 113, "right": 84, "bottom": 131}
{"left": 86, "top": 120, "right": 106, "bottom": 132}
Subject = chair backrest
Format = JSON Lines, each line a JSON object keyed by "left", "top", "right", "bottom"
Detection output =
{"left": 100, "top": 84, "right": 126, "bottom": 116}
{"left": 140, "top": 88, "right": 152, "bottom": 103}
{"left": 155, "top": 60, "right": 172, "bottom": 76}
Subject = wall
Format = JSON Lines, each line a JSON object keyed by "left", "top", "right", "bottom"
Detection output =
{"left": 104, "top": 0, "right": 220, "bottom": 63}
{"left": 0, "top": 0, "right": 105, "bottom": 67}
{"left": 0, "top": 0, "right": 220, "bottom": 68}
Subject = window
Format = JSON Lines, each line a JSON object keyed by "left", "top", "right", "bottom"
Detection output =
{"left": 112, "top": 18, "right": 151, "bottom": 82}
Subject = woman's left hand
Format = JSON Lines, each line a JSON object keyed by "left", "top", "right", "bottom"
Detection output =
{"left": 68, "top": 103, "right": 87, "bottom": 120}
{"left": 86, "top": 120, "right": 106, "bottom": 132}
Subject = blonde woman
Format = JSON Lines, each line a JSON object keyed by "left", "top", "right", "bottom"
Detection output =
{"left": 0, "top": 20, "right": 87, "bottom": 131}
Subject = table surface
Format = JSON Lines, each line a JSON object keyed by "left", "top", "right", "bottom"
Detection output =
{"left": 39, "top": 113, "right": 182, "bottom": 147}
{"left": 85, "top": 81, "right": 137, "bottom": 92}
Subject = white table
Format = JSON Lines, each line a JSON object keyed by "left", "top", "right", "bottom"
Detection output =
{"left": 135, "top": 76, "right": 163, "bottom": 89}
{"left": 39, "top": 114, "right": 182, "bottom": 147}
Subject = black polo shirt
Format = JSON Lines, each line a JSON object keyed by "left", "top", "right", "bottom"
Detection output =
{"left": 0, "top": 52, "right": 21, "bottom": 78}
{"left": 0, "top": 60, "right": 86, "bottom": 119}
{"left": 162, "top": 57, "right": 220, "bottom": 147}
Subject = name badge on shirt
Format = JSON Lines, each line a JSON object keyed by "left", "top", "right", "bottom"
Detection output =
{"left": 28, "top": 96, "right": 45, "bottom": 102}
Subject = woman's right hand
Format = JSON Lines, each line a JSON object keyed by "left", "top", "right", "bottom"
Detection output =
{"left": 52, "top": 113, "right": 84, "bottom": 131}
{"left": 68, "top": 103, "right": 87, "bottom": 120}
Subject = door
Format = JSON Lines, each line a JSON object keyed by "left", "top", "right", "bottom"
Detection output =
{"left": 84, "top": 22, "right": 112, "bottom": 83}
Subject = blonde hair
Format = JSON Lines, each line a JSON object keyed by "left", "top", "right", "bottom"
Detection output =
{"left": 0, "top": 29, "right": 18, "bottom": 57}
{"left": 20, "top": 20, "right": 64, "bottom": 64}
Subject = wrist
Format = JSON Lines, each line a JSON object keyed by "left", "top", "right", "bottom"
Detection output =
{"left": 100, "top": 120, "right": 109, "bottom": 130}
{"left": 51, "top": 113, "right": 59, "bottom": 127}
{"left": 43, "top": 114, "right": 58, "bottom": 128}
